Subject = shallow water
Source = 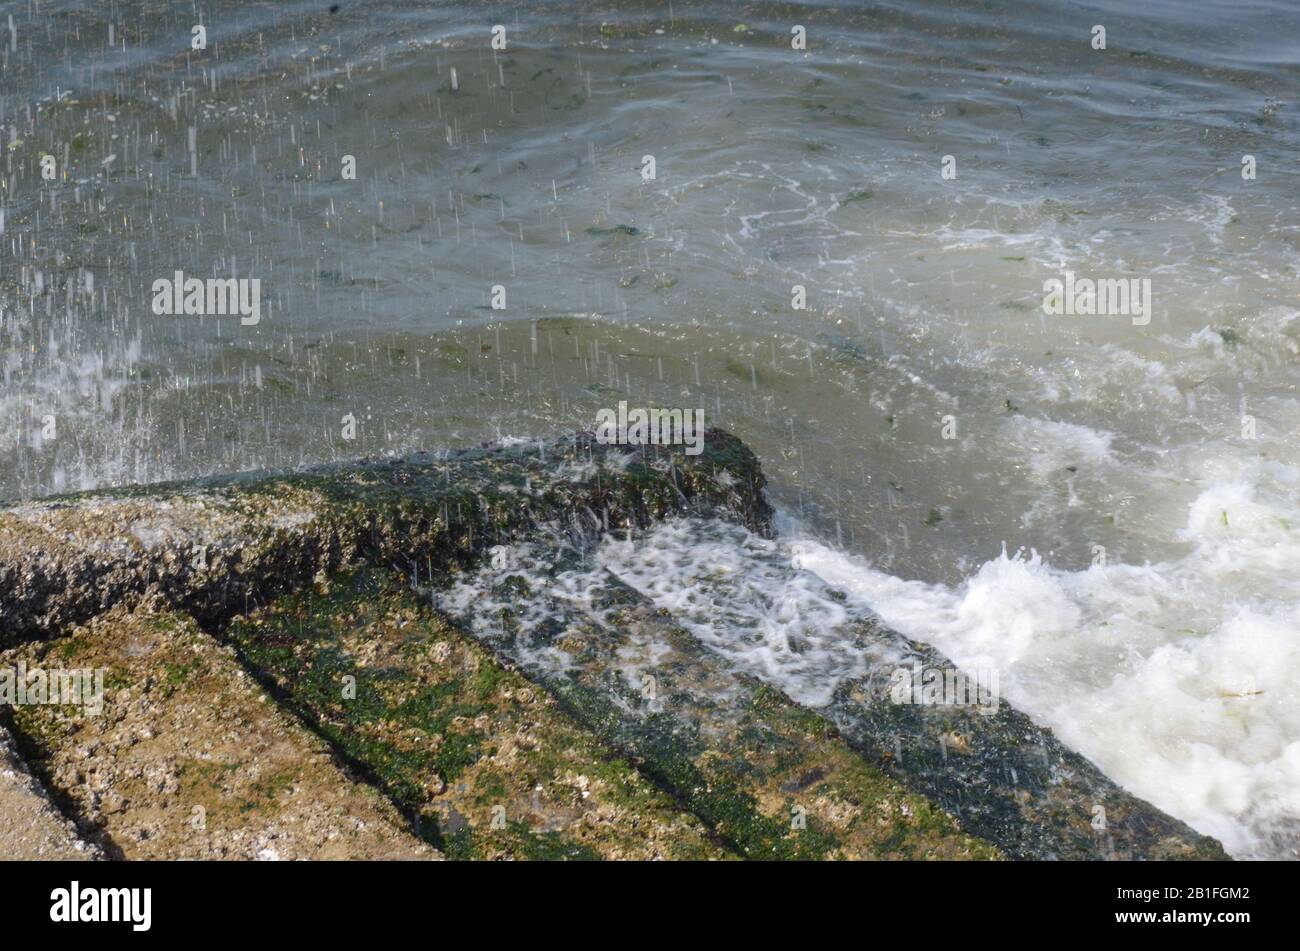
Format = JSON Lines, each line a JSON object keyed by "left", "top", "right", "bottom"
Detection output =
{"left": 2, "top": 0, "right": 1298, "bottom": 857}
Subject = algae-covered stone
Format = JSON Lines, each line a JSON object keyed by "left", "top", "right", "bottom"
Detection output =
{"left": 435, "top": 536, "right": 1001, "bottom": 860}
{"left": 826, "top": 630, "right": 1230, "bottom": 861}
{"left": 0, "top": 431, "right": 770, "bottom": 645}
{"left": 2, "top": 605, "right": 437, "bottom": 860}
{"left": 225, "top": 568, "right": 732, "bottom": 860}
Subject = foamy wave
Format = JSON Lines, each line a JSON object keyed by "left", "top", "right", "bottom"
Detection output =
{"left": 791, "top": 477, "right": 1300, "bottom": 859}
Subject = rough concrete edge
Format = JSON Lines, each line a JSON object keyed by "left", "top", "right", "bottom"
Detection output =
{"left": 0, "top": 716, "right": 104, "bottom": 860}
{"left": 0, "top": 429, "right": 772, "bottom": 645}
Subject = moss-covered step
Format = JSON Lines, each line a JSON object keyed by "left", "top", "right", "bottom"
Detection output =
{"left": 1, "top": 605, "right": 438, "bottom": 860}
{"left": 224, "top": 568, "right": 733, "bottom": 860}
{"left": 824, "top": 630, "right": 1229, "bottom": 860}
{"left": 0, "top": 720, "right": 103, "bottom": 860}
{"left": 0, "top": 430, "right": 771, "bottom": 645}
{"left": 431, "top": 533, "right": 1001, "bottom": 860}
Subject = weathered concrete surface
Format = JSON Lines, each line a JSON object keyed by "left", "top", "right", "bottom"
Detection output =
{"left": 0, "top": 430, "right": 771, "bottom": 645}
{"left": 3, "top": 605, "right": 438, "bottom": 860}
{"left": 226, "top": 568, "right": 733, "bottom": 860}
{"left": 0, "top": 720, "right": 102, "bottom": 860}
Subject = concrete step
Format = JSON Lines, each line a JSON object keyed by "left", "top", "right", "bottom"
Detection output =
{"left": 2, "top": 606, "right": 437, "bottom": 860}
{"left": 0, "top": 431, "right": 1228, "bottom": 860}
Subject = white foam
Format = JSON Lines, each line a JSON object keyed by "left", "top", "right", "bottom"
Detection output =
{"left": 789, "top": 486, "right": 1300, "bottom": 860}
{"left": 598, "top": 519, "right": 881, "bottom": 707}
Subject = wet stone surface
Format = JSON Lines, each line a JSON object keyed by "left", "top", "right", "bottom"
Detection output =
{"left": 826, "top": 630, "right": 1230, "bottom": 861}
{"left": 434, "top": 534, "right": 1001, "bottom": 860}
{"left": 0, "top": 430, "right": 772, "bottom": 645}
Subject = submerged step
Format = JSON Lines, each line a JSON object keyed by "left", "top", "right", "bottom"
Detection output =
{"left": 433, "top": 532, "right": 1001, "bottom": 860}
{"left": 225, "top": 568, "right": 733, "bottom": 860}
{"left": 0, "top": 720, "right": 102, "bottom": 860}
{"left": 593, "top": 517, "right": 1231, "bottom": 861}
{"left": 826, "top": 637, "right": 1228, "bottom": 860}
{"left": 1, "top": 606, "right": 438, "bottom": 860}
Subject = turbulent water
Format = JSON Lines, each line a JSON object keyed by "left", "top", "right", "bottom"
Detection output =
{"left": 2, "top": 0, "right": 1298, "bottom": 857}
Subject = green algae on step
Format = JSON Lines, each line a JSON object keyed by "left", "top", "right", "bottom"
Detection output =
{"left": 224, "top": 568, "right": 733, "bottom": 861}
{"left": 2, "top": 606, "right": 438, "bottom": 860}
{"left": 825, "top": 629, "right": 1231, "bottom": 861}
